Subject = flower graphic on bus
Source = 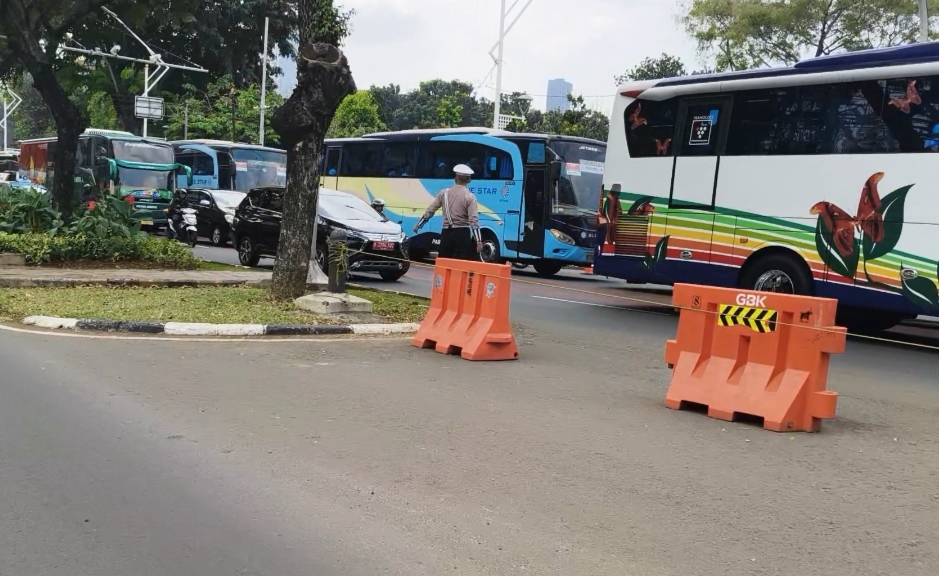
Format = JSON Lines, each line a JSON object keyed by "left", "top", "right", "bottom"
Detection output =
{"left": 810, "top": 171, "right": 913, "bottom": 283}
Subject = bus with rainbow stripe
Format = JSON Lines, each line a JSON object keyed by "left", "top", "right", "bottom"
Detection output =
{"left": 599, "top": 42, "right": 939, "bottom": 332}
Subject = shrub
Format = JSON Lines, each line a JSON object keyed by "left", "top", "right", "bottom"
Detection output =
{"left": 0, "top": 185, "right": 63, "bottom": 234}
{"left": 65, "top": 195, "right": 142, "bottom": 238}
{"left": 0, "top": 232, "right": 199, "bottom": 268}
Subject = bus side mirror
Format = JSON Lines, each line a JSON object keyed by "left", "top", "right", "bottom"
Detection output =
{"left": 106, "top": 159, "right": 117, "bottom": 180}
{"left": 179, "top": 164, "right": 193, "bottom": 187}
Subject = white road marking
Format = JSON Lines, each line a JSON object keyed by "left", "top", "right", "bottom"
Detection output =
{"left": 530, "top": 295, "right": 673, "bottom": 316}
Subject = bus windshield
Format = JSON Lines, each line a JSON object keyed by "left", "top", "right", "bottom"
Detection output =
{"left": 112, "top": 140, "right": 176, "bottom": 192}
{"left": 549, "top": 140, "right": 606, "bottom": 216}
{"left": 232, "top": 148, "right": 286, "bottom": 192}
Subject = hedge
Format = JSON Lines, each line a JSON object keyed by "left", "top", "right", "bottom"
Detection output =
{"left": 0, "top": 233, "right": 199, "bottom": 268}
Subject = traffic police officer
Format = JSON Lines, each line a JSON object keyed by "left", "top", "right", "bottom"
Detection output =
{"left": 414, "top": 164, "right": 481, "bottom": 260}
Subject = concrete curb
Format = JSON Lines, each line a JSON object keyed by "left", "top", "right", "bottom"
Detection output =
{"left": 21, "top": 315, "right": 419, "bottom": 337}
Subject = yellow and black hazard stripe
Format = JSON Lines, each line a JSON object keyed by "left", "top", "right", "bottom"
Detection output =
{"left": 717, "top": 305, "right": 778, "bottom": 333}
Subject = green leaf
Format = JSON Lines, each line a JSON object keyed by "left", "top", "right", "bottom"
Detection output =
{"left": 862, "top": 184, "right": 912, "bottom": 261}
{"left": 626, "top": 196, "right": 654, "bottom": 214}
{"left": 900, "top": 270, "right": 939, "bottom": 309}
{"left": 652, "top": 235, "right": 670, "bottom": 266}
{"left": 642, "top": 254, "right": 653, "bottom": 270}
{"left": 814, "top": 216, "right": 859, "bottom": 280}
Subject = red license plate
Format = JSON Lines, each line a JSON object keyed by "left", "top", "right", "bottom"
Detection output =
{"left": 373, "top": 241, "right": 395, "bottom": 251}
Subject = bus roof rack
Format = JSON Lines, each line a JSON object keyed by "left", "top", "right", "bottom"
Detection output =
{"left": 793, "top": 41, "right": 939, "bottom": 70}
{"left": 362, "top": 127, "right": 512, "bottom": 138}
{"left": 84, "top": 128, "right": 135, "bottom": 136}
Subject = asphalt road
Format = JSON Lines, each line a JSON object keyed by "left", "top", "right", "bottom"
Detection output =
{"left": 191, "top": 244, "right": 939, "bottom": 349}
{"left": 1, "top": 305, "right": 938, "bottom": 575}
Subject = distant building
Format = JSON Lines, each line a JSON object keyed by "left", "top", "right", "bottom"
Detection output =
{"left": 546, "top": 79, "right": 573, "bottom": 112}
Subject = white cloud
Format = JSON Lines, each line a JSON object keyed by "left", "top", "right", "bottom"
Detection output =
{"left": 277, "top": 0, "right": 701, "bottom": 114}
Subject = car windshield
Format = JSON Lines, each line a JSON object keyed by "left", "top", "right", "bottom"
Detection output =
{"left": 319, "top": 193, "right": 388, "bottom": 223}
{"left": 548, "top": 140, "right": 607, "bottom": 216}
{"left": 232, "top": 148, "right": 286, "bottom": 192}
{"left": 112, "top": 140, "right": 175, "bottom": 164}
{"left": 210, "top": 190, "right": 246, "bottom": 210}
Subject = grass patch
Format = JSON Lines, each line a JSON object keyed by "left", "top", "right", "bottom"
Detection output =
{"left": 347, "top": 288, "right": 427, "bottom": 324}
{"left": 0, "top": 286, "right": 427, "bottom": 325}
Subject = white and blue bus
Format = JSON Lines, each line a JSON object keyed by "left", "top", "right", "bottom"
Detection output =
{"left": 172, "top": 140, "right": 286, "bottom": 193}
{"left": 321, "top": 128, "right": 605, "bottom": 276}
{"left": 600, "top": 42, "right": 939, "bottom": 331}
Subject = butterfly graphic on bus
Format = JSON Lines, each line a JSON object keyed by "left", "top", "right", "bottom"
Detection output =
{"left": 887, "top": 80, "right": 922, "bottom": 114}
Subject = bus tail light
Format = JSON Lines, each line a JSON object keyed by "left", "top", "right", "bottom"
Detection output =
{"left": 620, "top": 89, "right": 645, "bottom": 98}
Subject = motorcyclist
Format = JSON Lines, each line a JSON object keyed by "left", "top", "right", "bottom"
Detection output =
{"left": 371, "top": 198, "right": 385, "bottom": 214}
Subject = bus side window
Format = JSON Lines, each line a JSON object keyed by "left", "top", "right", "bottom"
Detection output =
{"left": 418, "top": 141, "right": 506, "bottom": 180}
{"left": 325, "top": 149, "right": 341, "bottom": 175}
{"left": 624, "top": 99, "right": 677, "bottom": 158}
{"left": 879, "top": 76, "right": 939, "bottom": 152}
{"left": 341, "top": 143, "right": 382, "bottom": 177}
{"left": 380, "top": 143, "right": 417, "bottom": 177}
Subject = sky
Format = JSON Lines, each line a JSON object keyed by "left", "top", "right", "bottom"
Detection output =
{"left": 275, "top": 0, "right": 700, "bottom": 114}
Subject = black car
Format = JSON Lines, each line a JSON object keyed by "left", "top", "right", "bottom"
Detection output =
{"left": 230, "top": 186, "right": 411, "bottom": 281}
{"left": 168, "top": 188, "right": 246, "bottom": 246}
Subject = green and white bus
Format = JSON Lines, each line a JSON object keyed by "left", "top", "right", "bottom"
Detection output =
{"left": 19, "top": 129, "right": 192, "bottom": 229}
{"left": 599, "top": 42, "right": 939, "bottom": 331}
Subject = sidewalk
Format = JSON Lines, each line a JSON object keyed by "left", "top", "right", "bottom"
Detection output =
{"left": 0, "top": 267, "right": 271, "bottom": 288}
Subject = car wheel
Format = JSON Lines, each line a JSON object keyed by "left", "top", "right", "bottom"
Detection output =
{"left": 532, "top": 260, "right": 563, "bottom": 277}
{"left": 315, "top": 244, "right": 328, "bottom": 273}
{"left": 379, "top": 270, "right": 406, "bottom": 282}
{"left": 237, "top": 235, "right": 261, "bottom": 267}
{"left": 211, "top": 226, "right": 225, "bottom": 246}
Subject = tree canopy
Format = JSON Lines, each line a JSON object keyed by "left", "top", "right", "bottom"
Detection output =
{"left": 682, "top": 0, "right": 939, "bottom": 71}
{"left": 326, "top": 90, "right": 385, "bottom": 138}
{"left": 615, "top": 54, "right": 688, "bottom": 84}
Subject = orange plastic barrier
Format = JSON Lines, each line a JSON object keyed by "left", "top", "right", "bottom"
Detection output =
{"left": 664, "top": 283, "right": 845, "bottom": 432}
{"left": 412, "top": 258, "right": 519, "bottom": 361}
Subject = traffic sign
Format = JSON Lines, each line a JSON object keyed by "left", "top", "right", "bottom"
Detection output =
{"left": 134, "top": 96, "right": 164, "bottom": 120}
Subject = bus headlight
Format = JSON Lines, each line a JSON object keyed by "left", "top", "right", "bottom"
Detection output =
{"left": 549, "top": 229, "right": 576, "bottom": 245}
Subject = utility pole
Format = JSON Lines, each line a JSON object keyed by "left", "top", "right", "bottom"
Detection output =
{"left": 0, "top": 85, "right": 22, "bottom": 152}
{"left": 61, "top": 7, "right": 207, "bottom": 137}
{"left": 259, "top": 16, "right": 269, "bottom": 146}
{"left": 919, "top": 0, "right": 929, "bottom": 43}
{"left": 230, "top": 88, "right": 237, "bottom": 142}
{"left": 184, "top": 102, "right": 189, "bottom": 139}
{"left": 489, "top": 0, "right": 535, "bottom": 129}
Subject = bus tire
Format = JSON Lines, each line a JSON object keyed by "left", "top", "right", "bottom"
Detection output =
{"left": 532, "top": 260, "right": 563, "bottom": 277}
{"left": 236, "top": 235, "right": 261, "bottom": 267}
{"left": 739, "top": 252, "right": 813, "bottom": 296}
{"left": 479, "top": 230, "right": 502, "bottom": 264}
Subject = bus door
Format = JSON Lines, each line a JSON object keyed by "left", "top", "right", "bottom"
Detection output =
{"left": 322, "top": 146, "right": 341, "bottom": 189}
{"left": 670, "top": 96, "right": 731, "bottom": 208}
{"left": 667, "top": 96, "right": 731, "bottom": 267}
{"left": 517, "top": 167, "right": 547, "bottom": 258}
{"left": 176, "top": 144, "right": 219, "bottom": 188}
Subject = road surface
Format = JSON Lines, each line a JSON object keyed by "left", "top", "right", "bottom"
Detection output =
{"left": 192, "top": 244, "right": 939, "bottom": 348}
{"left": 1, "top": 307, "right": 938, "bottom": 574}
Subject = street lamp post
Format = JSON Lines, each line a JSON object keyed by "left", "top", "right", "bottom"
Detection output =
{"left": 919, "top": 0, "right": 929, "bottom": 43}
{"left": 490, "top": 0, "right": 536, "bottom": 129}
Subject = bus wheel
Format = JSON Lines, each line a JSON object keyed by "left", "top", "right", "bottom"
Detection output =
{"left": 533, "top": 260, "right": 563, "bottom": 277}
{"left": 479, "top": 232, "right": 502, "bottom": 264}
{"left": 740, "top": 253, "right": 812, "bottom": 296}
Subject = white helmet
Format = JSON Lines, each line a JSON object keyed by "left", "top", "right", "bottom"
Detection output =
{"left": 453, "top": 164, "right": 474, "bottom": 177}
{"left": 371, "top": 198, "right": 385, "bottom": 207}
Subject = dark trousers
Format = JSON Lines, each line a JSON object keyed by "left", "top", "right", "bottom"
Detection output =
{"left": 439, "top": 227, "right": 476, "bottom": 260}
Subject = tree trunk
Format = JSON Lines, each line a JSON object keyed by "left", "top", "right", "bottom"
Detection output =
{"left": 27, "top": 61, "right": 85, "bottom": 221}
{"left": 269, "top": 42, "right": 355, "bottom": 300}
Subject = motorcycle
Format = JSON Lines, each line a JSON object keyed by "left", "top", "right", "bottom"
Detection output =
{"left": 167, "top": 207, "right": 199, "bottom": 247}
